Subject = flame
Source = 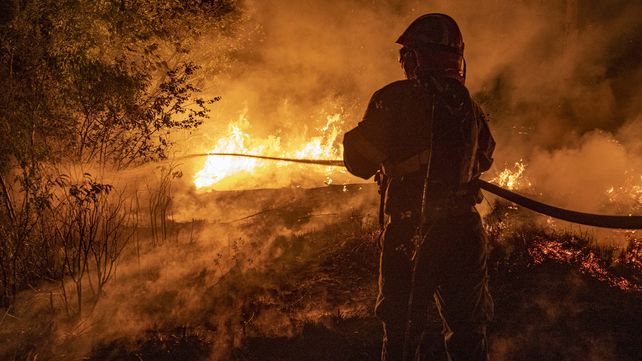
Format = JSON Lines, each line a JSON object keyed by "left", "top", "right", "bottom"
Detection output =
{"left": 492, "top": 160, "right": 532, "bottom": 190}
{"left": 194, "top": 112, "right": 344, "bottom": 189}
{"left": 605, "top": 175, "right": 642, "bottom": 212}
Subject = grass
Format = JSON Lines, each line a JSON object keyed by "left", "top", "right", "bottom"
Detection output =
{"left": 1, "top": 185, "right": 641, "bottom": 361}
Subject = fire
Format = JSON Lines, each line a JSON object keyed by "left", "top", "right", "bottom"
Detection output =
{"left": 529, "top": 238, "right": 642, "bottom": 293}
{"left": 194, "top": 112, "right": 344, "bottom": 189}
{"left": 492, "top": 160, "right": 532, "bottom": 190}
{"left": 605, "top": 175, "right": 642, "bottom": 212}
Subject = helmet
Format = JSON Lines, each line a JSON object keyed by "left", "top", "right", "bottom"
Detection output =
{"left": 396, "top": 13, "right": 464, "bottom": 55}
{"left": 397, "top": 13, "right": 466, "bottom": 83}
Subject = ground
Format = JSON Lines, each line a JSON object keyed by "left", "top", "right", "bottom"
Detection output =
{"left": 2, "top": 185, "right": 641, "bottom": 361}
{"left": 84, "top": 185, "right": 642, "bottom": 361}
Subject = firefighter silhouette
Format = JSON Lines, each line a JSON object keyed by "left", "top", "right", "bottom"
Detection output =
{"left": 343, "top": 14, "right": 495, "bottom": 361}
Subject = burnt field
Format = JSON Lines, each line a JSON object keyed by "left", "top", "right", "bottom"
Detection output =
{"left": 3, "top": 184, "right": 640, "bottom": 361}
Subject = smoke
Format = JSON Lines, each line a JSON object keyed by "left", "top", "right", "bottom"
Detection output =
{"left": 177, "top": 0, "right": 415, "bottom": 190}
{"left": 177, "top": 0, "right": 642, "bottom": 218}
{"left": 142, "top": 1, "right": 642, "bottom": 358}
{"left": 0, "top": 181, "right": 379, "bottom": 360}
{"left": 2, "top": 1, "right": 641, "bottom": 359}
{"left": 472, "top": 0, "right": 642, "bottom": 218}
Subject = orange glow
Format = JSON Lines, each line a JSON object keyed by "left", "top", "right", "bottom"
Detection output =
{"left": 529, "top": 238, "right": 641, "bottom": 292}
{"left": 606, "top": 175, "right": 642, "bottom": 208}
{"left": 194, "top": 112, "right": 344, "bottom": 189}
{"left": 492, "top": 160, "right": 532, "bottom": 191}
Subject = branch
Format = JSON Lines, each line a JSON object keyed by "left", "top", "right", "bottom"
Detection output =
{"left": 0, "top": 175, "right": 15, "bottom": 223}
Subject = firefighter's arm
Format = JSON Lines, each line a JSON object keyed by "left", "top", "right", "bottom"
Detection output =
{"left": 343, "top": 90, "right": 393, "bottom": 179}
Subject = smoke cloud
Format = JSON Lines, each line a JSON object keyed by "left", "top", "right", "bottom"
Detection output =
{"left": 113, "top": 1, "right": 642, "bottom": 358}
{"left": 178, "top": 0, "right": 642, "bottom": 217}
{"left": 2, "top": 1, "right": 641, "bottom": 360}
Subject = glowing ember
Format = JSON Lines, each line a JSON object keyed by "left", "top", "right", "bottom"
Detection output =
{"left": 194, "top": 113, "right": 344, "bottom": 189}
{"left": 492, "top": 160, "right": 532, "bottom": 190}
{"left": 529, "top": 238, "right": 642, "bottom": 293}
{"left": 605, "top": 175, "right": 642, "bottom": 212}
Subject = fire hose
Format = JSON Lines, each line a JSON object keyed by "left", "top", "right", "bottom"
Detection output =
{"left": 187, "top": 152, "right": 642, "bottom": 230}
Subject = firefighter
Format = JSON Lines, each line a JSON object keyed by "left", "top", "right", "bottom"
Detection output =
{"left": 343, "top": 13, "right": 495, "bottom": 361}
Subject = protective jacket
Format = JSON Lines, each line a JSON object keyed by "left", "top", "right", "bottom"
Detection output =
{"left": 344, "top": 77, "right": 494, "bottom": 217}
{"left": 343, "top": 77, "right": 495, "bottom": 361}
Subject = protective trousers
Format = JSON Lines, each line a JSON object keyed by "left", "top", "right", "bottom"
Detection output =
{"left": 374, "top": 210, "right": 493, "bottom": 361}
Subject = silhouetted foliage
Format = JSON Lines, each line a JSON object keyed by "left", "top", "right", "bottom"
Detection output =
{"left": 0, "top": 0, "right": 237, "bottom": 169}
{"left": 0, "top": 0, "right": 239, "bottom": 306}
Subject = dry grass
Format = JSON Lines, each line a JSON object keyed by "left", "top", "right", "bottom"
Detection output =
{"left": 1, "top": 185, "right": 641, "bottom": 361}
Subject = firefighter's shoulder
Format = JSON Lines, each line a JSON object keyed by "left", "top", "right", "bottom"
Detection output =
{"left": 371, "top": 79, "right": 424, "bottom": 101}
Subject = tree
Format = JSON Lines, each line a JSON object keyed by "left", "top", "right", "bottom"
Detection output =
{"left": 0, "top": 0, "right": 239, "bottom": 306}
{"left": 0, "top": 0, "right": 238, "bottom": 170}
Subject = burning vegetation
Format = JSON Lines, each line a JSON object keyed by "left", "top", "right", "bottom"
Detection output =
{"left": 1, "top": 0, "right": 642, "bottom": 361}
{"left": 193, "top": 112, "right": 346, "bottom": 189}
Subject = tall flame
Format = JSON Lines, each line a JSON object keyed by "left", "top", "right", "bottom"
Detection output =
{"left": 194, "top": 112, "right": 344, "bottom": 189}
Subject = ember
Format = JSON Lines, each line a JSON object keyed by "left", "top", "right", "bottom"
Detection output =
{"left": 528, "top": 237, "right": 642, "bottom": 293}
{"left": 605, "top": 175, "right": 642, "bottom": 212}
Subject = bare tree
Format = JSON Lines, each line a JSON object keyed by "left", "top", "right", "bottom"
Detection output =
{"left": 52, "top": 175, "right": 136, "bottom": 317}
